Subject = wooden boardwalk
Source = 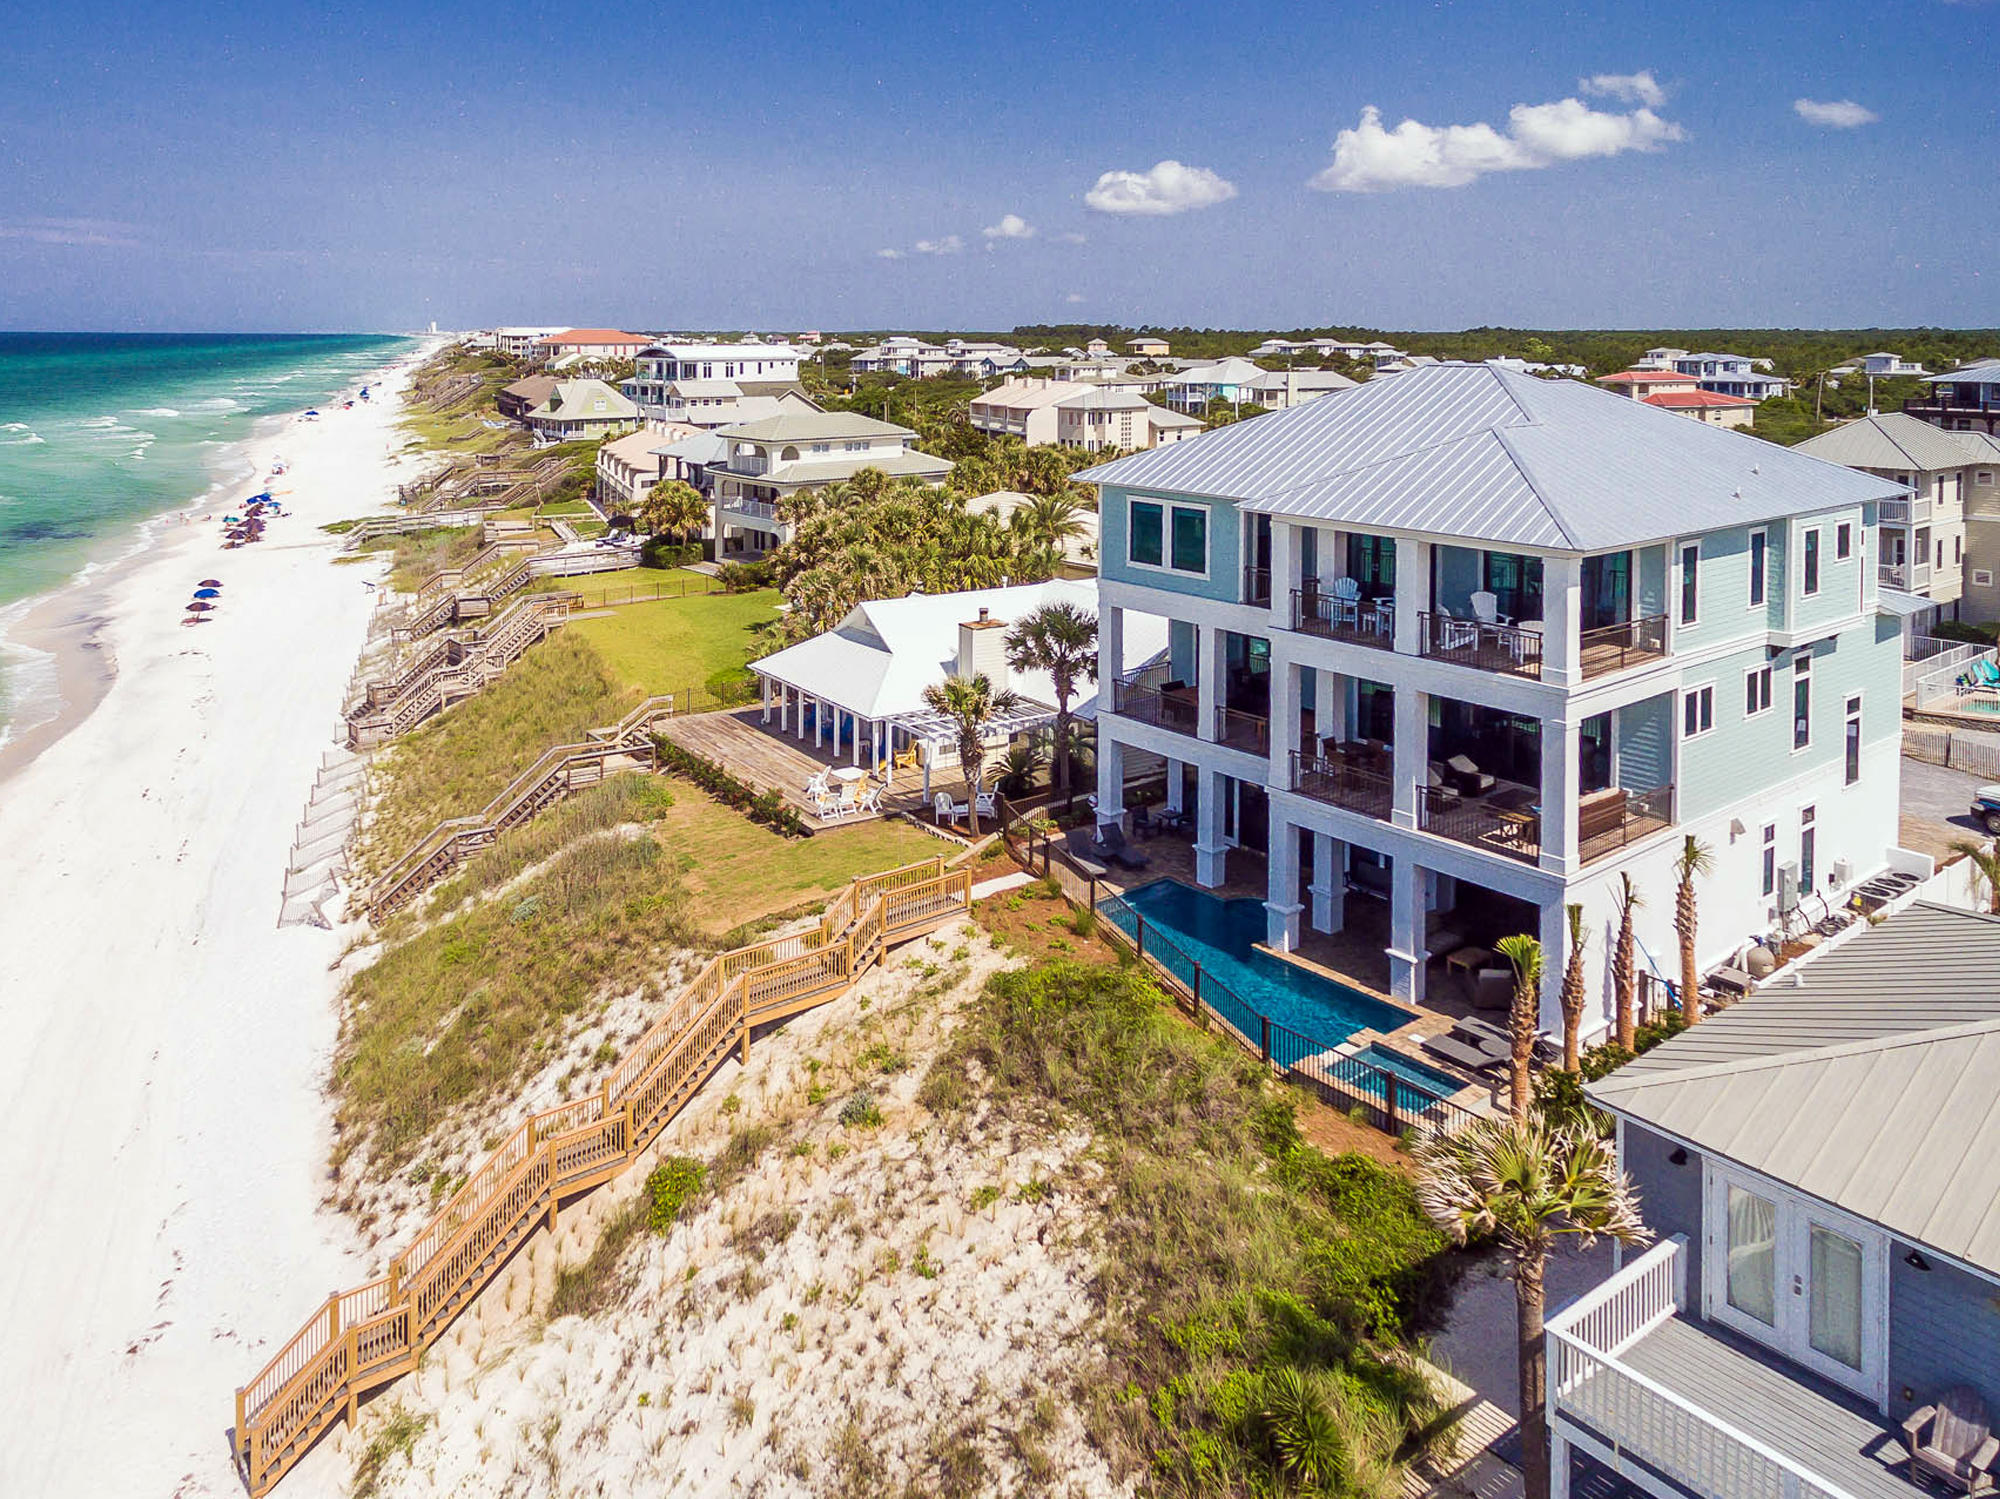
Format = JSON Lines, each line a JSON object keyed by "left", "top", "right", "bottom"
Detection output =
{"left": 657, "top": 708, "right": 941, "bottom": 831}
{"left": 235, "top": 858, "right": 973, "bottom": 1496}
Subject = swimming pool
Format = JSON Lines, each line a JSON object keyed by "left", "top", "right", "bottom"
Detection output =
{"left": 1103, "top": 878, "right": 1414, "bottom": 1050}
{"left": 1349, "top": 1044, "right": 1463, "bottom": 1105}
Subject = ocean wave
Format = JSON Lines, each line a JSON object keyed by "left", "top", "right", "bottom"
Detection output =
{"left": 2, "top": 421, "right": 32, "bottom": 431}
{"left": 130, "top": 406, "right": 183, "bottom": 418}
{"left": 0, "top": 433, "right": 44, "bottom": 446}
{"left": 195, "top": 396, "right": 247, "bottom": 412}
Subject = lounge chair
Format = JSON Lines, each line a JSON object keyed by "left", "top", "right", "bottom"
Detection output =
{"left": 1444, "top": 754, "right": 1496, "bottom": 796}
{"left": 973, "top": 789, "right": 997, "bottom": 821}
{"left": 1469, "top": 589, "right": 1512, "bottom": 626}
{"left": 1062, "top": 826, "right": 1109, "bottom": 878}
{"left": 1905, "top": 1387, "right": 1998, "bottom": 1496}
{"left": 1424, "top": 763, "right": 1462, "bottom": 808}
{"left": 1093, "top": 822, "right": 1151, "bottom": 871}
{"left": 1421, "top": 1031, "right": 1505, "bottom": 1074}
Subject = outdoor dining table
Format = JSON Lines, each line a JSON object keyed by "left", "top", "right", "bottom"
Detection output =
{"left": 830, "top": 766, "right": 869, "bottom": 784}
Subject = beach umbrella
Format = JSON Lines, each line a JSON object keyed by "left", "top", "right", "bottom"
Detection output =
{"left": 198, "top": 578, "right": 222, "bottom": 587}
{"left": 186, "top": 600, "right": 215, "bottom": 612}
{"left": 193, "top": 588, "right": 221, "bottom": 599}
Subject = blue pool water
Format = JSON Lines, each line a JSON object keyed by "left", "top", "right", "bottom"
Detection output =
{"left": 1103, "top": 878, "right": 1413, "bottom": 1049}
{"left": 1351, "top": 1044, "right": 1462, "bottom": 1105}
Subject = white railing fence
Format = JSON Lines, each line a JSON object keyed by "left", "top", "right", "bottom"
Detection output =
{"left": 1547, "top": 1237, "right": 1861, "bottom": 1499}
{"left": 1906, "top": 640, "right": 1992, "bottom": 705}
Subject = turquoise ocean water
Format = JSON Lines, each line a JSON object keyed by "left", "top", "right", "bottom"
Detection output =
{"left": 0, "top": 332, "right": 415, "bottom": 730}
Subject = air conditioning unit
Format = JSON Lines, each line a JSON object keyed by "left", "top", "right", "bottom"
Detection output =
{"left": 1779, "top": 862, "right": 1801, "bottom": 910}
{"left": 1831, "top": 858, "right": 1854, "bottom": 888}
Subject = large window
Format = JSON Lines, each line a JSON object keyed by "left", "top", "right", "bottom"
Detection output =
{"left": 1835, "top": 522, "right": 1853, "bottom": 560}
{"left": 1803, "top": 528, "right": 1822, "bottom": 596}
{"left": 1128, "top": 498, "right": 1208, "bottom": 576}
{"left": 1679, "top": 541, "right": 1701, "bottom": 625}
{"left": 1794, "top": 653, "right": 1813, "bottom": 750}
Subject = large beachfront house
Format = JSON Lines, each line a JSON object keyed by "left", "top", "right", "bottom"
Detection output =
{"left": 709, "top": 411, "right": 954, "bottom": 556}
{"left": 1796, "top": 412, "right": 1975, "bottom": 625}
{"left": 623, "top": 342, "right": 805, "bottom": 414}
{"left": 1549, "top": 902, "right": 2000, "bottom": 1499}
{"left": 968, "top": 377, "right": 1204, "bottom": 451}
{"left": 1907, "top": 358, "right": 2000, "bottom": 438}
{"left": 1080, "top": 362, "right": 1908, "bottom": 1038}
{"left": 524, "top": 379, "right": 640, "bottom": 442}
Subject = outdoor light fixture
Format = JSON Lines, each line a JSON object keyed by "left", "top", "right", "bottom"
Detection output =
{"left": 1668, "top": 1147, "right": 1689, "bottom": 1166}
{"left": 1905, "top": 1249, "right": 1932, "bottom": 1272}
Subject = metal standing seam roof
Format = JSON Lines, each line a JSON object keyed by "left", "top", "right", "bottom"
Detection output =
{"left": 748, "top": 450, "right": 954, "bottom": 486}
{"left": 715, "top": 411, "right": 915, "bottom": 442}
{"left": 1924, "top": 359, "right": 2000, "bottom": 385}
{"left": 1955, "top": 431, "right": 2000, "bottom": 465}
{"left": 1077, "top": 362, "right": 1904, "bottom": 553}
{"left": 1588, "top": 903, "right": 2000, "bottom": 1278}
{"left": 1793, "top": 412, "right": 1983, "bottom": 474}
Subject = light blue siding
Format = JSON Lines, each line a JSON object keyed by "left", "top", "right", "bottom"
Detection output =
{"left": 1099, "top": 484, "right": 1242, "bottom": 602}
{"left": 1616, "top": 692, "right": 1674, "bottom": 790}
{"left": 1637, "top": 544, "right": 1668, "bottom": 618}
{"left": 1673, "top": 525, "right": 1765, "bottom": 652}
{"left": 1621, "top": 1125, "right": 1705, "bottom": 1309}
{"left": 1888, "top": 1247, "right": 2000, "bottom": 1422}
{"left": 1793, "top": 511, "right": 1866, "bottom": 633}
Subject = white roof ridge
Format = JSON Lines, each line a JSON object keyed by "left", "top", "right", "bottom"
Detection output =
{"left": 1591, "top": 1012, "right": 2000, "bottom": 1099}
{"left": 1488, "top": 423, "right": 1583, "bottom": 550}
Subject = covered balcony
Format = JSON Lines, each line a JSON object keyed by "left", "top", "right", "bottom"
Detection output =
{"left": 1418, "top": 545, "right": 1668, "bottom": 682}
{"left": 1550, "top": 1238, "right": 1935, "bottom": 1499}
{"left": 1111, "top": 627, "right": 1270, "bottom": 756}
{"left": 1288, "top": 527, "right": 1398, "bottom": 648}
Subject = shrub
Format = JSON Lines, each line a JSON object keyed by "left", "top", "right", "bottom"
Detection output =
{"left": 648, "top": 737, "right": 811, "bottom": 837}
{"left": 718, "top": 559, "right": 775, "bottom": 592}
{"left": 646, "top": 1156, "right": 708, "bottom": 1233}
{"left": 838, "top": 1090, "right": 884, "bottom": 1129}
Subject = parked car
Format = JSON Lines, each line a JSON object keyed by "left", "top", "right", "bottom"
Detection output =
{"left": 1972, "top": 784, "right": 2000, "bottom": 836}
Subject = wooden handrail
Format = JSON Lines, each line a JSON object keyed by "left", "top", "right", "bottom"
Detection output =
{"left": 237, "top": 858, "right": 967, "bottom": 1494}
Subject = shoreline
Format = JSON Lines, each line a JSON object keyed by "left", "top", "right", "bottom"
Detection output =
{"left": 0, "top": 343, "right": 440, "bottom": 1497}
{"left": 0, "top": 341, "right": 440, "bottom": 783}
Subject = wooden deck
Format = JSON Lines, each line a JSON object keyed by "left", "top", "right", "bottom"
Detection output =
{"left": 1566, "top": 1314, "right": 1924, "bottom": 1499}
{"left": 656, "top": 708, "right": 945, "bottom": 832}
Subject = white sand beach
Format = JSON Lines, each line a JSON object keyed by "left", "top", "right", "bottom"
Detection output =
{"left": 0, "top": 357, "right": 424, "bottom": 1496}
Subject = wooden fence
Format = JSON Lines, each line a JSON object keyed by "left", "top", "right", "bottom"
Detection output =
{"left": 235, "top": 857, "right": 973, "bottom": 1495}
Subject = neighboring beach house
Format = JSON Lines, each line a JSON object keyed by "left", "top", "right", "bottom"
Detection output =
{"left": 534, "top": 329, "right": 651, "bottom": 364}
{"left": 1552, "top": 902, "right": 2000, "bottom": 1499}
{"left": 709, "top": 411, "right": 953, "bottom": 556}
{"left": 850, "top": 337, "right": 956, "bottom": 378}
{"left": 1642, "top": 389, "right": 1759, "bottom": 429}
{"left": 624, "top": 343, "right": 804, "bottom": 412}
{"left": 968, "top": 377, "right": 1204, "bottom": 451}
{"left": 595, "top": 422, "right": 704, "bottom": 513}
{"left": 1597, "top": 369, "right": 1701, "bottom": 401}
{"left": 492, "top": 326, "right": 570, "bottom": 358}
{"left": 1908, "top": 358, "right": 2000, "bottom": 438}
{"left": 496, "top": 374, "right": 559, "bottom": 423}
{"left": 1795, "top": 412, "right": 1973, "bottom": 621}
{"left": 524, "top": 379, "right": 640, "bottom": 442}
{"left": 1079, "top": 361, "right": 1907, "bottom": 1039}
{"left": 1671, "top": 352, "right": 1792, "bottom": 402}
{"left": 1164, "top": 357, "right": 1269, "bottom": 412}
{"left": 1243, "top": 368, "right": 1360, "bottom": 411}
{"left": 1127, "top": 336, "right": 1171, "bottom": 358}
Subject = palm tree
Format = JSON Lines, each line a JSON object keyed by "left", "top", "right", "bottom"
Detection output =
{"left": 1010, "top": 489, "right": 1090, "bottom": 557}
{"left": 1416, "top": 1115, "right": 1651, "bottom": 1499}
{"left": 1495, "top": 934, "right": 1544, "bottom": 1125}
{"left": 1004, "top": 602, "right": 1098, "bottom": 806}
{"left": 920, "top": 673, "right": 1020, "bottom": 837}
{"left": 1951, "top": 839, "right": 2000, "bottom": 915}
{"left": 1671, "top": 835, "right": 1714, "bottom": 1024}
{"left": 1558, "top": 904, "right": 1588, "bottom": 1074}
{"left": 1613, "top": 874, "right": 1640, "bottom": 1051}
{"left": 640, "top": 479, "right": 709, "bottom": 552}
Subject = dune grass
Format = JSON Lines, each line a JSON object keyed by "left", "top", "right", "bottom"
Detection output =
{"left": 358, "top": 631, "right": 641, "bottom": 879}
{"left": 359, "top": 525, "right": 482, "bottom": 594}
{"left": 566, "top": 590, "right": 781, "bottom": 697}
{"left": 921, "top": 959, "right": 1458, "bottom": 1496}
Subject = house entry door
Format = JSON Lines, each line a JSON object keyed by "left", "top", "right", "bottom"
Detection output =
{"left": 1703, "top": 1164, "right": 1888, "bottom": 1408}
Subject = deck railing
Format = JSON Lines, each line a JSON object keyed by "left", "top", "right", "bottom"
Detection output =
{"left": 1111, "top": 684, "right": 1202, "bottom": 738}
{"left": 1418, "top": 785, "right": 1541, "bottom": 864}
{"left": 1242, "top": 564, "right": 1272, "bottom": 606}
{"left": 1214, "top": 705, "right": 1270, "bottom": 755}
{"left": 1290, "top": 751, "right": 1393, "bottom": 820}
{"left": 1548, "top": 1237, "right": 1860, "bottom": 1499}
{"left": 1291, "top": 587, "right": 1395, "bottom": 648}
{"left": 1418, "top": 611, "right": 1544, "bottom": 678}
{"left": 236, "top": 858, "right": 971, "bottom": 1496}
{"left": 1579, "top": 613, "right": 1669, "bottom": 680}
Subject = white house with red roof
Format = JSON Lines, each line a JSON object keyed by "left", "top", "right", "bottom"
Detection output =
{"left": 535, "top": 329, "right": 652, "bottom": 362}
{"left": 1642, "top": 388, "right": 1758, "bottom": 429}
{"left": 1597, "top": 368, "right": 1700, "bottom": 399}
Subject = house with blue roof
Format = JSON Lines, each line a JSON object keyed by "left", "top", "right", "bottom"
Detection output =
{"left": 1671, "top": 352, "right": 1793, "bottom": 403}
{"left": 1079, "top": 362, "right": 1911, "bottom": 1040}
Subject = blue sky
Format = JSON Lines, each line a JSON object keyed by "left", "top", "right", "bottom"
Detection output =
{"left": 0, "top": 0, "right": 1992, "bottom": 332}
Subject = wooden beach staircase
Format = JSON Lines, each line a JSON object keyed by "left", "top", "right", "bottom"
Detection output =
{"left": 360, "top": 695, "right": 684, "bottom": 922}
{"left": 233, "top": 856, "right": 974, "bottom": 1496}
{"left": 344, "top": 592, "right": 576, "bottom": 749}
{"left": 392, "top": 548, "right": 543, "bottom": 642}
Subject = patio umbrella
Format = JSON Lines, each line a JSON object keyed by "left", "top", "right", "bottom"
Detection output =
{"left": 193, "top": 588, "right": 221, "bottom": 599}
{"left": 198, "top": 578, "right": 222, "bottom": 587}
{"left": 186, "top": 600, "right": 215, "bottom": 612}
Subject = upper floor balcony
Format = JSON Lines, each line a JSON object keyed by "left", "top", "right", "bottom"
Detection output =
{"left": 1880, "top": 560, "right": 1933, "bottom": 592}
{"left": 1880, "top": 495, "right": 1932, "bottom": 525}
{"left": 722, "top": 497, "right": 781, "bottom": 523}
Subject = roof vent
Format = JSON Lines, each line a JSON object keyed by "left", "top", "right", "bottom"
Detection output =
{"left": 1751, "top": 463, "right": 1761, "bottom": 475}
{"left": 1732, "top": 487, "right": 1743, "bottom": 499}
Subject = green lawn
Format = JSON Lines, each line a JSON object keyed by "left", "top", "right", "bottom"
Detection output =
{"left": 546, "top": 567, "right": 721, "bottom": 609}
{"left": 566, "top": 589, "right": 781, "bottom": 695}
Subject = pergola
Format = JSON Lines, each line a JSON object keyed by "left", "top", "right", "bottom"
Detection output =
{"left": 885, "top": 702, "right": 1059, "bottom": 797}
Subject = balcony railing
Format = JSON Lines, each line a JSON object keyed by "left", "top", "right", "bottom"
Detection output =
{"left": 724, "top": 498, "right": 781, "bottom": 523}
{"left": 1880, "top": 560, "right": 1932, "bottom": 591}
{"left": 1418, "top": 785, "right": 1540, "bottom": 863}
{"left": 1880, "top": 495, "right": 1932, "bottom": 525}
{"left": 1241, "top": 565, "right": 1272, "bottom": 607}
{"left": 1214, "top": 705, "right": 1270, "bottom": 755}
{"left": 1291, "top": 587, "right": 1395, "bottom": 649}
{"left": 1578, "top": 783, "right": 1675, "bottom": 864}
{"left": 1112, "top": 684, "right": 1201, "bottom": 737}
{"left": 1418, "top": 612, "right": 1544, "bottom": 678}
{"left": 1579, "top": 613, "right": 1669, "bottom": 681}
{"left": 1289, "top": 752, "right": 1392, "bottom": 820}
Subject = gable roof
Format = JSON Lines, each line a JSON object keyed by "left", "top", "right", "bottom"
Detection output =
{"left": 1077, "top": 362, "right": 1902, "bottom": 552}
{"left": 546, "top": 329, "right": 645, "bottom": 346}
{"left": 1954, "top": 430, "right": 2000, "bottom": 464}
{"left": 1643, "top": 390, "right": 1758, "bottom": 409}
{"left": 1793, "top": 411, "right": 1979, "bottom": 473}
{"left": 1590, "top": 903, "right": 2000, "bottom": 1278}
{"left": 714, "top": 411, "right": 914, "bottom": 442}
{"left": 1600, "top": 369, "right": 1697, "bottom": 385}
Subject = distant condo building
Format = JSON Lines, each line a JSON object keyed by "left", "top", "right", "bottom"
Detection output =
{"left": 967, "top": 376, "right": 1203, "bottom": 451}
{"left": 849, "top": 336, "right": 1026, "bottom": 379}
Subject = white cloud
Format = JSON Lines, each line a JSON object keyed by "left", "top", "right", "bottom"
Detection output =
{"left": 1064, "top": 293, "right": 1086, "bottom": 304}
{"left": 1084, "top": 160, "right": 1238, "bottom": 216}
{"left": 912, "top": 235, "right": 964, "bottom": 255}
{"left": 1310, "top": 98, "right": 1684, "bottom": 192}
{"left": 981, "top": 213, "right": 1035, "bottom": 240}
{"left": 1580, "top": 70, "right": 1667, "bottom": 108}
{"left": 875, "top": 247, "right": 904, "bottom": 260}
{"left": 0, "top": 217, "right": 141, "bottom": 247}
{"left": 1794, "top": 98, "right": 1879, "bottom": 128}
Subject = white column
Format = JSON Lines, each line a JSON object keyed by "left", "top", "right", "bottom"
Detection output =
{"left": 1197, "top": 623, "right": 1227, "bottom": 741}
{"left": 1393, "top": 537, "right": 1432, "bottom": 656}
{"left": 1267, "top": 660, "right": 1300, "bottom": 787}
{"left": 1270, "top": 517, "right": 1298, "bottom": 624}
{"left": 850, "top": 712, "right": 861, "bottom": 766}
{"left": 1389, "top": 854, "right": 1424, "bottom": 1002}
{"left": 1097, "top": 602, "right": 1125, "bottom": 703}
{"left": 1164, "top": 757, "right": 1185, "bottom": 815}
{"left": 760, "top": 676, "right": 772, "bottom": 724}
{"left": 1537, "top": 896, "right": 1569, "bottom": 1037}
{"left": 1391, "top": 685, "right": 1427, "bottom": 830}
{"left": 1310, "top": 833, "right": 1343, "bottom": 933}
{"left": 1194, "top": 767, "right": 1228, "bottom": 887}
{"left": 1540, "top": 715, "right": 1579, "bottom": 875}
{"left": 1265, "top": 818, "right": 1303, "bottom": 950}
{"left": 1550, "top": 1431, "right": 1572, "bottom": 1499}
{"left": 1543, "top": 554, "right": 1583, "bottom": 688}
{"left": 1096, "top": 733, "right": 1126, "bottom": 827}
{"left": 814, "top": 697, "right": 824, "bottom": 749}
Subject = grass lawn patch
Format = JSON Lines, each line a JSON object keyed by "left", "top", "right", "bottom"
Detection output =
{"left": 547, "top": 567, "right": 721, "bottom": 609}
{"left": 921, "top": 958, "right": 1460, "bottom": 1495}
{"left": 567, "top": 589, "right": 781, "bottom": 696}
